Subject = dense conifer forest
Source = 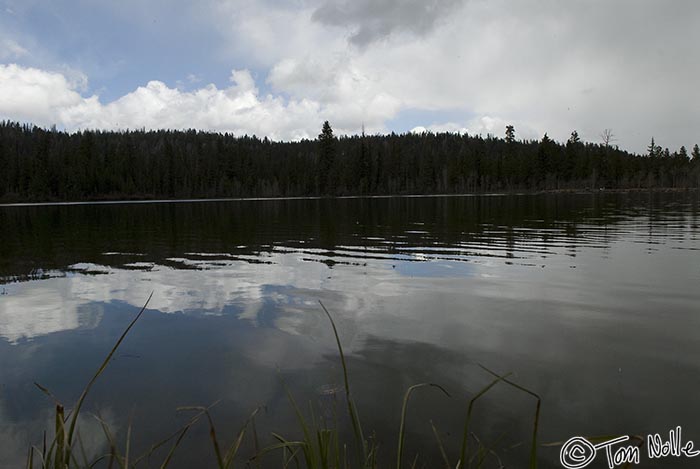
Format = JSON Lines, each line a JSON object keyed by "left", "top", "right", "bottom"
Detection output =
{"left": 0, "top": 120, "right": 698, "bottom": 202}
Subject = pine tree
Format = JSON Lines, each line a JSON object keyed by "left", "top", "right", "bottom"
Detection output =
{"left": 679, "top": 146, "right": 688, "bottom": 159}
{"left": 318, "top": 121, "right": 336, "bottom": 194}
{"left": 692, "top": 144, "right": 700, "bottom": 160}
{"left": 568, "top": 131, "right": 580, "bottom": 145}
{"left": 505, "top": 125, "right": 515, "bottom": 143}
{"left": 647, "top": 138, "right": 660, "bottom": 157}
{"left": 537, "top": 133, "right": 552, "bottom": 184}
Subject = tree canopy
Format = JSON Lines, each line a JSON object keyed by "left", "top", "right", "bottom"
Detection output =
{"left": 0, "top": 120, "right": 698, "bottom": 202}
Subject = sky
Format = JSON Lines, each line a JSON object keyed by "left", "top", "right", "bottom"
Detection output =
{"left": 0, "top": 0, "right": 698, "bottom": 153}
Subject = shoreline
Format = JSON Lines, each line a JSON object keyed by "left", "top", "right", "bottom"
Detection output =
{"left": 1, "top": 187, "right": 697, "bottom": 208}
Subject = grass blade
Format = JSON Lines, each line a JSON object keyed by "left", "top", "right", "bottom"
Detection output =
{"left": 204, "top": 410, "right": 225, "bottom": 468}
{"left": 279, "top": 375, "right": 318, "bottom": 467}
{"left": 223, "top": 408, "right": 261, "bottom": 469}
{"left": 124, "top": 412, "right": 133, "bottom": 469}
{"left": 130, "top": 409, "right": 207, "bottom": 467}
{"left": 159, "top": 426, "right": 190, "bottom": 469}
{"left": 54, "top": 404, "right": 65, "bottom": 469}
{"left": 34, "top": 382, "right": 62, "bottom": 406}
{"left": 396, "top": 383, "right": 450, "bottom": 469}
{"left": 458, "top": 372, "right": 512, "bottom": 468}
{"left": 77, "top": 430, "right": 90, "bottom": 467}
{"left": 64, "top": 292, "right": 153, "bottom": 466}
{"left": 429, "top": 420, "right": 451, "bottom": 469}
{"left": 254, "top": 437, "right": 308, "bottom": 462}
{"left": 478, "top": 364, "right": 541, "bottom": 469}
{"left": 93, "top": 412, "right": 120, "bottom": 468}
{"left": 318, "top": 301, "right": 367, "bottom": 465}
{"left": 26, "top": 446, "right": 33, "bottom": 469}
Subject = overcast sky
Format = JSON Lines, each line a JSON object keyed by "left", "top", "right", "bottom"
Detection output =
{"left": 0, "top": 0, "right": 698, "bottom": 153}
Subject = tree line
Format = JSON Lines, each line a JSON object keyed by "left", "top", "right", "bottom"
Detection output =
{"left": 0, "top": 120, "right": 698, "bottom": 202}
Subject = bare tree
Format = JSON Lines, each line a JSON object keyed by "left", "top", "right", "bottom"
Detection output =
{"left": 600, "top": 128, "right": 615, "bottom": 147}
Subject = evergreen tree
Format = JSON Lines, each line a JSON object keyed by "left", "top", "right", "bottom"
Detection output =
{"left": 537, "top": 133, "right": 552, "bottom": 185}
{"left": 647, "top": 138, "right": 660, "bottom": 158}
{"left": 505, "top": 125, "right": 515, "bottom": 143}
{"left": 358, "top": 126, "right": 370, "bottom": 193}
{"left": 568, "top": 131, "right": 580, "bottom": 145}
{"left": 318, "top": 121, "right": 336, "bottom": 193}
{"left": 679, "top": 146, "right": 688, "bottom": 159}
{"left": 0, "top": 120, "right": 697, "bottom": 202}
{"left": 563, "top": 131, "right": 580, "bottom": 180}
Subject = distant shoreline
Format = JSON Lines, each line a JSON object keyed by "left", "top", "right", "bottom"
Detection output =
{"left": 1, "top": 187, "right": 697, "bottom": 208}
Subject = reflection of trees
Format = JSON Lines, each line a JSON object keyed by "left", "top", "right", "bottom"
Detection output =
{"left": 1, "top": 192, "right": 697, "bottom": 282}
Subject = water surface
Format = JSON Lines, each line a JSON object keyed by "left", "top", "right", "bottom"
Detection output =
{"left": 1, "top": 192, "right": 699, "bottom": 468}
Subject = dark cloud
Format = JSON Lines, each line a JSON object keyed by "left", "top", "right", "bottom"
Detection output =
{"left": 311, "top": 0, "right": 467, "bottom": 47}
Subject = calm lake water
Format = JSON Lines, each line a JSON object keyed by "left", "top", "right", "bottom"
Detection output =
{"left": 1, "top": 192, "right": 699, "bottom": 468}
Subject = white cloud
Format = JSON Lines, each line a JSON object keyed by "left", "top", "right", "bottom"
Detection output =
{"left": 0, "top": 64, "right": 88, "bottom": 126}
{"left": 0, "top": 38, "right": 27, "bottom": 60}
{"left": 411, "top": 116, "right": 540, "bottom": 141}
{"left": 1, "top": 0, "right": 699, "bottom": 151}
{"left": 268, "top": 56, "right": 401, "bottom": 131}
{"left": 0, "top": 64, "right": 345, "bottom": 139}
{"left": 202, "top": 0, "right": 700, "bottom": 152}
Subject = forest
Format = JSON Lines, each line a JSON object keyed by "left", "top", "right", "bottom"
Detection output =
{"left": 0, "top": 120, "right": 698, "bottom": 202}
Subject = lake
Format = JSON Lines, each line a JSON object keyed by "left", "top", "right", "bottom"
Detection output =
{"left": 1, "top": 192, "right": 699, "bottom": 468}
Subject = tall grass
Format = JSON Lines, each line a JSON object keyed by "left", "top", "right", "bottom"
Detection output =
{"left": 27, "top": 295, "right": 542, "bottom": 468}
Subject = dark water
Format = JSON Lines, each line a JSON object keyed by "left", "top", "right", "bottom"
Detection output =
{"left": 1, "top": 193, "right": 699, "bottom": 468}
